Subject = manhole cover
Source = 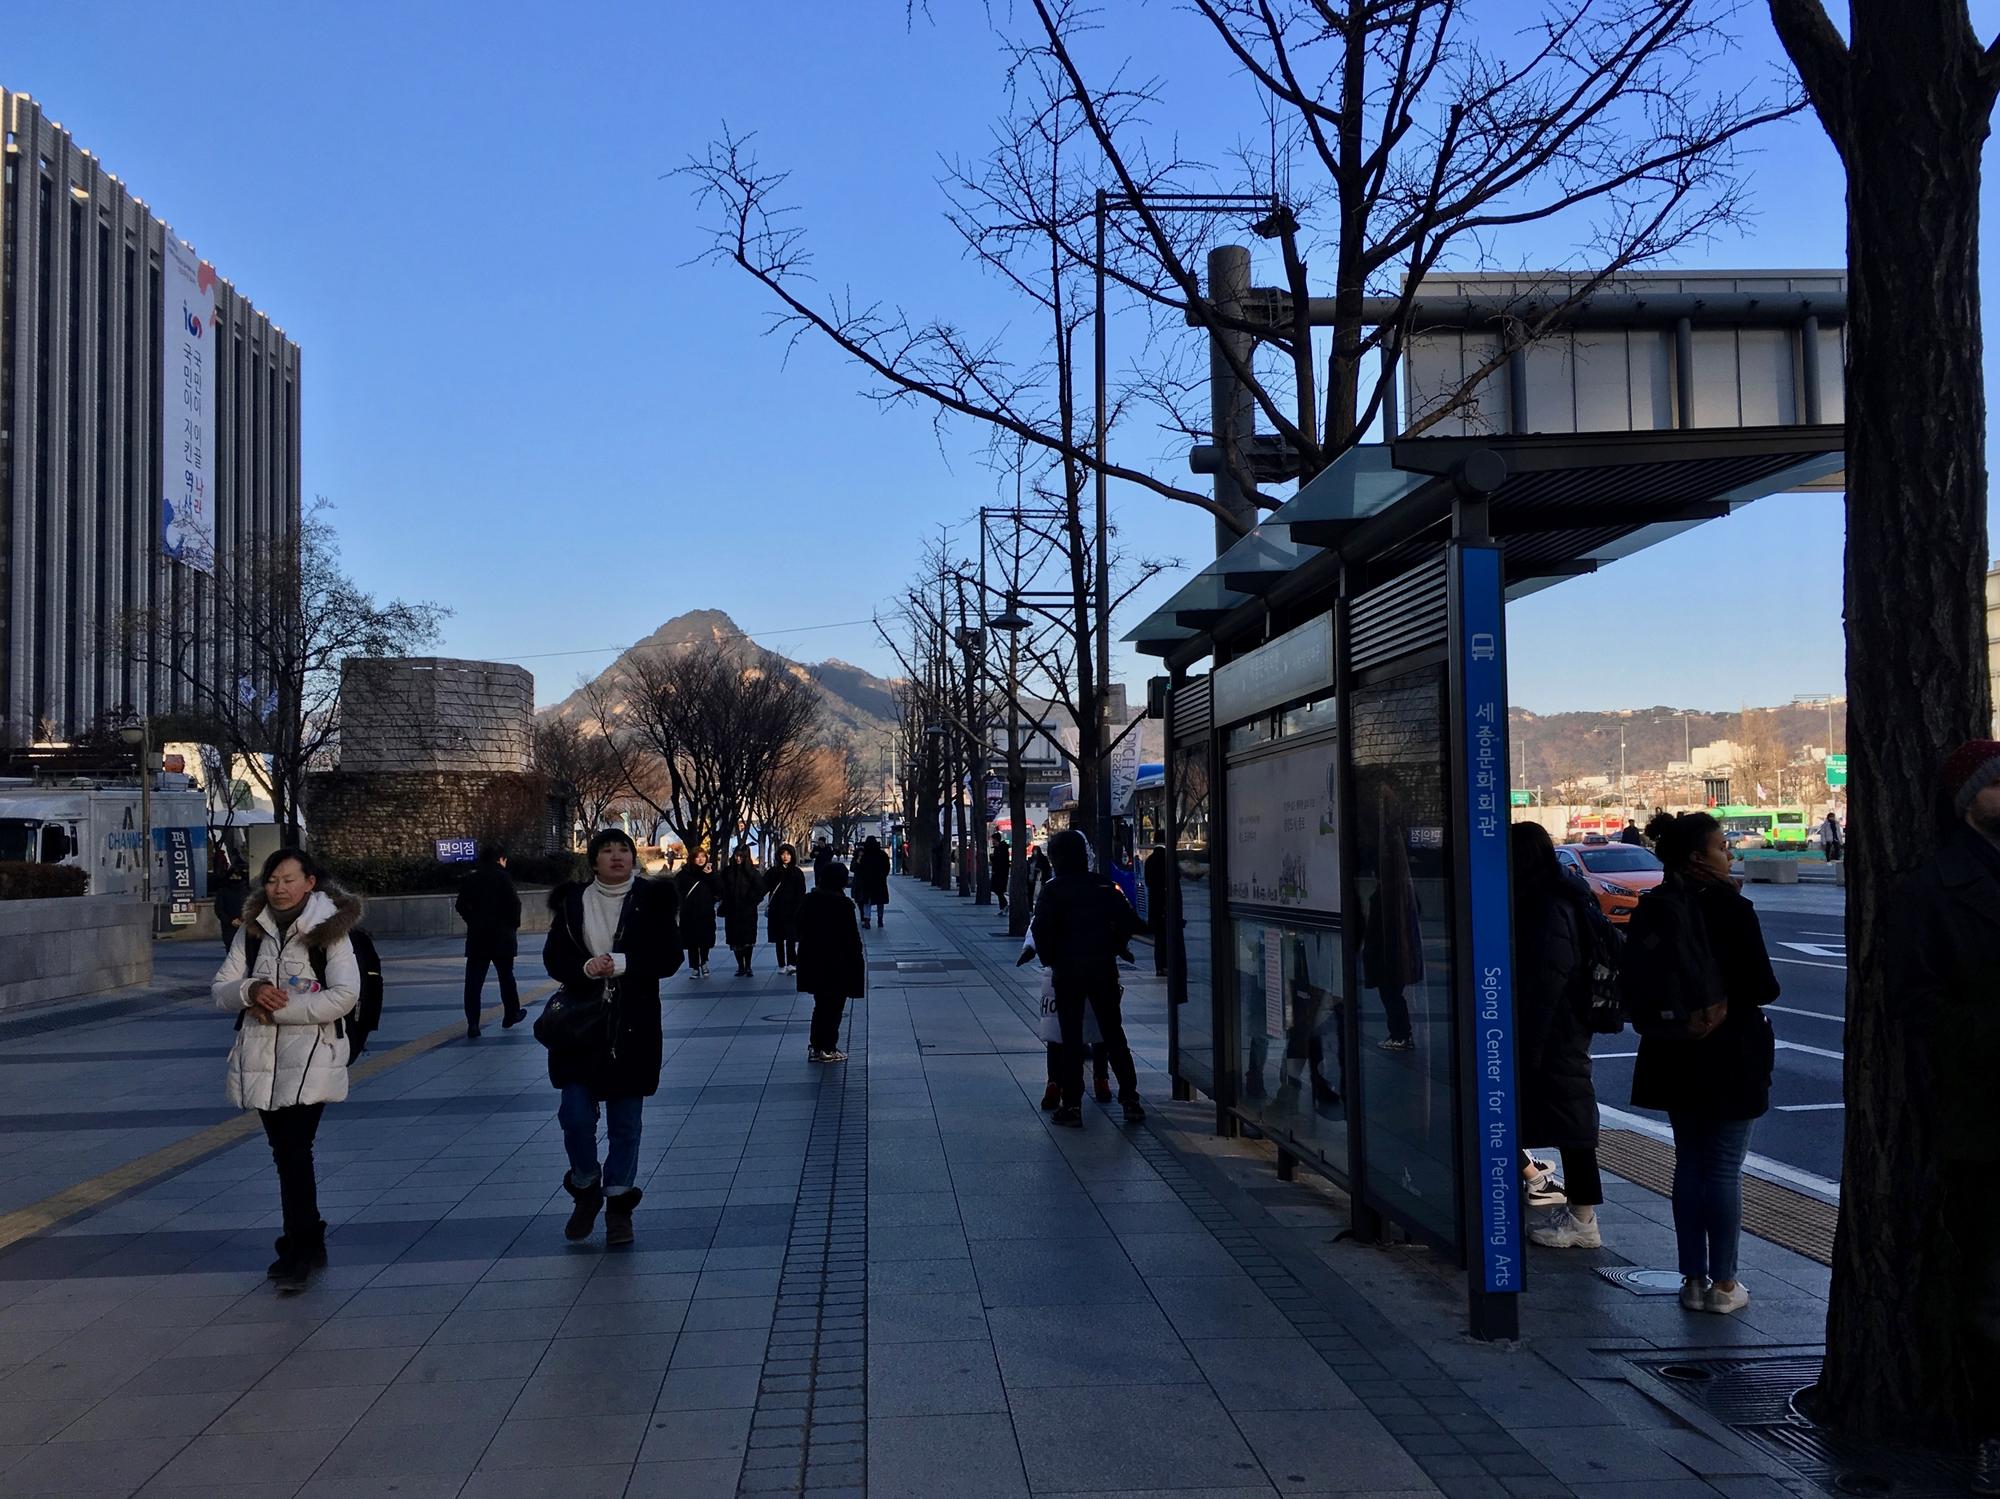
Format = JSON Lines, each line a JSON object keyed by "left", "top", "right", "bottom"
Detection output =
{"left": 1595, "top": 1266, "right": 1686, "bottom": 1296}
{"left": 1633, "top": 1353, "right": 1973, "bottom": 1497}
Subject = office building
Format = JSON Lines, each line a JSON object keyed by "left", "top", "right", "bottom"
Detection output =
{"left": 1, "top": 88, "right": 300, "bottom": 744}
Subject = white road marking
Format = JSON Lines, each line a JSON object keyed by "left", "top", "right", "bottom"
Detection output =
{"left": 1803, "top": 931, "right": 1846, "bottom": 939}
{"left": 1776, "top": 1038, "right": 1846, "bottom": 1061}
{"left": 1591, "top": 1051, "right": 1639, "bottom": 1059}
{"left": 1779, "top": 941, "right": 1846, "bottom": 961}
{"left": 1767, "top": 1004, "right": 1844, "bottom": 1023}
{"left": 1598, "top": 1103, "right": 1842, "bottom": 1202}
{"left": 1773, "top": 957, "right": 1845, "bottom": 971}
{"left": 1777, "top": 1102, "right": 1846, "bottom": 1112}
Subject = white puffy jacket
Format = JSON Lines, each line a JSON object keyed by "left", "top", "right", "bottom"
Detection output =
{"left": 212, "top": 887, "right": 363, "bottom": 1111}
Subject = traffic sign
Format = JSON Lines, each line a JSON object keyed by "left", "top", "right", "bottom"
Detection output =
{"left": 1509, "top": 790, "right": 1533, "bottom": 807}
{"left": 1825, "top": 754, "right": 1847, "bottom": 788}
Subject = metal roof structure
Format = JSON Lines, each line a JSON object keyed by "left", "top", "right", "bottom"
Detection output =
{"left": 1128, "top": 424, "right": 1843, "bottom": 669}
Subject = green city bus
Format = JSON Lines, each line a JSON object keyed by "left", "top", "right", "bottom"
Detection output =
{"left": 1713, "top": 805, "right": 1810, "bottom": 849}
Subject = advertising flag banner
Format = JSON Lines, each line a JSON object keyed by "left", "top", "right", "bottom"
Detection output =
{"left": 1109, "top": 736, "right": 1142, "bottom": 817}
{"left": 162, "top": 239, "right": 216, "bottom": 573}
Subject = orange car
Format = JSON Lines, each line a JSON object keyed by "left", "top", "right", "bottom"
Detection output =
{"left": 1554, "top": 842, "right": 1664, "bottom": 924}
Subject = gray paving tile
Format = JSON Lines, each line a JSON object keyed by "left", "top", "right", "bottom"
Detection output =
{"left": 295, "top": 1471, "right": 471, "bottom": 1497}
{"left": 1235, "top": 1408, "right": 1433, "bottom": 1492}
{"left": 1186, "top": 1337, "right": 1362, "bottom": 1411}
{"left": 1116, "top": 1230, "right": 1249, "bottom": 1278}
{"left": 458, "top": 1463, "right": 633, "bottom": 1498}
{"left": 624, "top": 1456, "right": 748, "bottom": 1498}
{"left": 47, "top": 1388, "right": 239, "bottom": 1443}
{"left": 867, "top": 1255, "right": 980, "bottom": 1295}
{"left": 0, "top": 1436, "right": 187, "bottom": 1496}
{"left": 431, "top": 1304, "right": 569, "bottom": 1343}
{"left": 209, "top": 1384, "right": 379, "bottom": 1435}
{"left": 866, "top": 1223, "right": 972, "bottom": 1261}
{"left": 868, "top": 1411, "right": 1029, "bottom": 1499}
{"left": 682, "top": 1294, "right": 776, "bottom": 1331}
{"left": 479, "top": 1412, "right": 648, "bottom": 1469}
{"left": 516, "top": 1365, "right": 665, "bottom": 1416}
{"left": 655, "top": 1362, "right": 762, "bottom": 1411}
{"left": 557, "top": 1298, "right": 689, "bottom": 1339}
{"left": 0, "top": 1400, "right": 73, "bottom": 1445}
{"left": 1009, "top": 1383, "right": 1265, "bottom": 1492}
{"left": 969, "top": 1238, "right": 1149, "bottom": 1306}
{"left": 269, "top": 1344, "right": 421, "bottom": 1389}
{"left": 532, "top": 1332, "right": 679, "bottom": 1376}
{"left": 987, "top": 1301, "right": 1203, "bottom": 1389}
{"left": 1147, "top": 1275, "right": 1298, "bottom": 1340}
{"left": 638, "top": 1405, "right": 754, "bottom": 1463}
{"left": 149, "top": 1427, "right": 348, "bottom": 1490}
{"left": 367, "top": 1375, "right": 524, "bottom": 1426}
{"left": 115, "top": 1351, "right": 285, "bottom": 1396}
{"left": 695, "top": 1265, "right": 785, "bottom": 1299}
{"left": 868, "top": 1338, "right": 1006, "bottom": 1416}
{"left": 395, "top": 1338, "right": 551, "bottom": 1384}
{"left": 668, "top": 1328, "right": 769, "bottom": 1369}
{"left": 309, "top": 1414, "right": 503, "bottom": 1479}
{"left": 867, "top": 1192, "right": 962, "bottom": 1228}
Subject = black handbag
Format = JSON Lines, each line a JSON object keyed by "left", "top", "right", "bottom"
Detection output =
{"left": 533, "top": 890, "right": 631, "bottom": 1054}
{"left": 533, "top": 980, "right": 617, "bottom": 1053}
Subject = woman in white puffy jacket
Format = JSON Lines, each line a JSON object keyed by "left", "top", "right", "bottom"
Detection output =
{"left": 211, "top": 849, "right": 362, "bottom": 1291}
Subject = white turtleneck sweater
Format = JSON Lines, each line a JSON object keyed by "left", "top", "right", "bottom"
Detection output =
{"left": 583, "top": 877, "right": 632, "bottom": 977}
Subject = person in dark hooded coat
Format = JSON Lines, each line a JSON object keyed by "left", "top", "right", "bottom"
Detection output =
{"left": 1511, "top": 820, "right": 1607, "bottom": 1250}
{"left": 718, "top": 846, "right": 764, "bottom": 977}
{"left": 764, "top": 843, "right": 808, "bottom": 974}
{"left": 852, "top": 836, "right": 891, "bottom": 927}
{"left": 1030, "top": 829, "right": 1143, "bottom": 1128}
{"left": 541, "top": 829, "right": 681, "bottom": 1246}
{"left": 795, "top": 861, "right": 865, "bottom": 1062}
{"left": 674, "top": 852, "right": 718, "bottom": 978}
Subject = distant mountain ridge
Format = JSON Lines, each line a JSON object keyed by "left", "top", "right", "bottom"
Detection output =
{"left": 542, "top": 609, "right": 901, "bottom": 745}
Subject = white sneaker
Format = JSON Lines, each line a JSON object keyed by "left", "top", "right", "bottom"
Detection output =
{"left": 807, "top": 1047, "right": 826, "bottom": 1063}
{"left": 819, "top": 1049, "right": 848, "bottom": 1063}
{"left": 1528, "top": 1207, "right": 1602, "bottom": 1249}
{"left": 1704, "top": 1281, "right": 1750, "bottom": 1315}
{"left": 1679, "top": 1276, "right": 1709, "bottom": 1311}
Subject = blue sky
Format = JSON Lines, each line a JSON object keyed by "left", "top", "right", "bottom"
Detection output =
{"left": 9, "top": 2, "right": 1994, "bottom": 713}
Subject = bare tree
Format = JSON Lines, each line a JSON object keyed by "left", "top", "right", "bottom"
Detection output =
{"left": 1768, "top": 0, "right": 1999, "bottom": 1447}
{"left": 533, "top": 716, "right": 631, "bottom": 848}
{"left": 120, "top": 503, "right": 445, "bottom": 842}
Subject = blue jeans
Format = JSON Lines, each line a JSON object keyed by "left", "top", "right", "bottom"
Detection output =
{"left": 558, "top": 1086, "right": 644, "bottom": 1195}
{"left": 1668, "top": 1113, "right": 1754, "bottom": 1282}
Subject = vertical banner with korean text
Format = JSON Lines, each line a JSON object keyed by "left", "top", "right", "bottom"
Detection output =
{"left": 162, "top": 239, "right": 216, "bottom": 573}
{"left": 1454, "top": 544, "right": 1519, "bottom": 1301}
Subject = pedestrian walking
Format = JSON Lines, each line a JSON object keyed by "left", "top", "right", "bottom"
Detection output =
{"left": 455, "top": 846, "right": 523, "bottom": 1037}
{"left": 213, "top": 856, "right": 250, "bottom": 953}
{"left": 1628, "top": 810, "right": 1778, "bottom": 1315}
{"left": 1619, "top": 819, "right": 1645, "bottom": 847}
{"left": 1027, "top": 843, "right": 1052, "bottom": 906}
{"left": 853, "top": 835, "right": 891, "bottom": 928}
{"left": 540, "top": 829, "right": 681, "bottom": 1247}
{"left": 765, "top": 843, "right": 807, "bottom": 975}
{"left": 1511, "top": 821, "right": 1610, "bottom": 1250}
{"left": 1142, "top": 843, "right": 1168, "bottom": 976}
{"left": 719, "top": 845, "right": 764, "bottom": 976}
{"left": 794, "top": 860, "right": 865, "bottom": 1062}
{"left": 1888, "top": 741, "right": 2000, "bottom": 1491}
{"left": 674, "top": 851, "right": 718, "bottom": 978}
{"left": 812, "top": 840, "right": 834, "bottom": 885}
{"left": 1030, "top": 829, "right": 1144, "bottom": 1128}
{"left": 211, "top": 849, "right": 363, "bottom": 1292}
{"left": 989, "top": 833, "right": 1011, "bottom": 913}
{"left": 1820, "top": 809, "right": 1843, "bottom": 863}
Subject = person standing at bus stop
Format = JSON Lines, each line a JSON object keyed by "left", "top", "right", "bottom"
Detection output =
{"left": 1888, "top": 742, "right": 2000, "bottom": 1493}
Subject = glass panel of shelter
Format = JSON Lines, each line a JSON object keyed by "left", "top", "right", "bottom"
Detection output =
{"left": 1168, "top": 739, "right": 1216, "bottom": 1094}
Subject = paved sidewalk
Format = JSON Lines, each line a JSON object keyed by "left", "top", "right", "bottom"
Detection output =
{"left": 0, "top": 881, "right": 1832, "bottom": 1497}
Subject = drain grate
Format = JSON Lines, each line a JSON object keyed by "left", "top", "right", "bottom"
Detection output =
{"left": 1634, "top": 1353, "right": 1974, "bottom": 1497}
{"left": 1594, "top": 1265, "right": 1686, "bottom": 1296}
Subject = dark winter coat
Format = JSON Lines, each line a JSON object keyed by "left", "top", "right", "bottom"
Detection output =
{"left": 1142, "top": 847, "right": 1167, "bottom": 933}
{"left": 214, "top": 874, "right": 250, "bottom": 949}
{"left": 764, "top": 856, "right": 808, "bottom": 942}
{"left": 542, "top": 877, "right": 682, "bottom": 1099}
{"left": 674, "top": 865, "right": 718, "bottom": 948}
{"left": 988, "top": 842, "right": 1010, "bottom": 899}
{"left": 718, "top": 861, "right": 764, "bottom": 947}
{"left": 455, "top": 862, "right": 522, "bottom": 955}
{"left": 1030, "top": 871, "right": 1141, "bottom": 983}
{"left": 852, "top": 842, "right": 891, "bottom": 906}
{"left": 795, "top": 887, "right": 866, "bottom": 999}
{"left": 1887, "top": 826, "right": 2000, "bottom": 1162}
{"left": 1514, "top": 873, "right": 1600, "bottom": 1149}
{"left": 1630, "top": 875, "right": 1780, "bottom": 1121}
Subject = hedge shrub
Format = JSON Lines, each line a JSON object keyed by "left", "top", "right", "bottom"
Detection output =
{"left": 0, "top": 862, "right": 91, "bottom": 900}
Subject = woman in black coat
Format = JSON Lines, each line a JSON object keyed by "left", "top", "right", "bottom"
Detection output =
{"left": 765, "top": 844, "right": 808, "bottom": 975}
{"left": 674, "top": 853, "right": 718, "bottom": 978}
{"left": 1630, "top": 811, "right": 1779, "bottom": 1316}
{"left": 795, "top": 862, "right": 865, "bottom": 1062}
{"left": 1511, "top": 821, "right": 1606, "bottom": 1250}
{"left": 541, "top": 830, "right": 681, "bottom": 1246}
{"left": 852, "top": 836, "right": 891, "bottom": 927}
{"left": 718, "top": 847, "right": 765, "bottom": 977}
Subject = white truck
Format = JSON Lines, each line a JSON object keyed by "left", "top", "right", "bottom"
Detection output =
{"left": 0, "top": 782, "right": 210, "bottom": 900}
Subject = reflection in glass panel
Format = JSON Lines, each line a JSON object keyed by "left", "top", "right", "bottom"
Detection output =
{"left": 1351, "top": 667, "right": 1458, "bottom": 1247}
{"left": 1170, "top": 742, "right": 1214, "bottom": 1090}
{"left": 1233, "top": 917, "right": 1347, "bottom": 1168}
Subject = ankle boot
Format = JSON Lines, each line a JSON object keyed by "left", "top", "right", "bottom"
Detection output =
{"left": 269, "top": 1218, "right": 328, "bottom": 1280}
{"left": 604, "top": 1188, "right": 643, "bottom": 1248}
{"left": 562, "top": 1171, "right": 604, "bottom": 1242}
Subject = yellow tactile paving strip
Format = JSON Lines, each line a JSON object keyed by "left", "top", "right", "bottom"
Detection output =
{"left": 1598, "top": 1127, "right": 1838, "bottom": 1266}
{"left": 0, "top": 1001, "right": 504, "bottom": 1254}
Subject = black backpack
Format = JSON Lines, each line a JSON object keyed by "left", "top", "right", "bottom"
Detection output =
{"left": 242, "top": 926, "right": 386, "bottom": 1060}
{"left": 1616, "top": 881, "right": 1727, "bottom": 1040}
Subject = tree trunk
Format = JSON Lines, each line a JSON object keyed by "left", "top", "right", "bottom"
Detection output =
{"left": 1816, "top": 3, "right": 1995, "bottom": 1443}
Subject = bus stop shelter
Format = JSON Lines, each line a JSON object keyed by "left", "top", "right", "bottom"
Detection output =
{"left": 1127, "top": 421, "right": 1843, "bottom": 1339}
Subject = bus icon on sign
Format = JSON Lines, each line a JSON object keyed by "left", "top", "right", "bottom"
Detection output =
{"left": 1470, "top": 633, "right": 1496, "bottom": 661}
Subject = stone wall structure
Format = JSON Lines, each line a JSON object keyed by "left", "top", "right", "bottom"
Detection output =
{"left": 308, "top": 657, "right": 554, "bottom": 860}
{"left": 338, "top": 658, "right": 534, "bottom": 774}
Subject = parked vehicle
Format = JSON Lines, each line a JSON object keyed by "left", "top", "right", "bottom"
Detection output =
{"left": 0, "top": 783, "right": 208, "bottom": 898}
{"left": 1555, "top": 842, "right": 1665, "bottom": 925}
